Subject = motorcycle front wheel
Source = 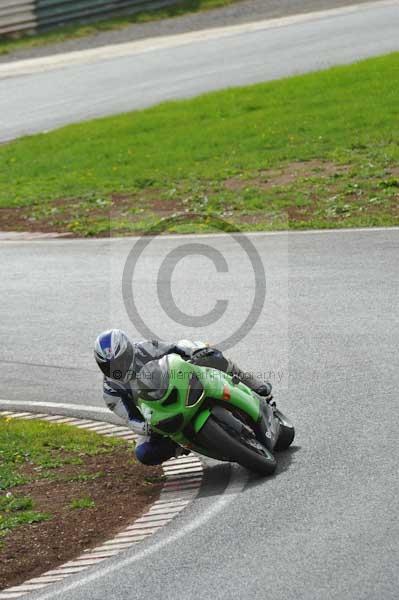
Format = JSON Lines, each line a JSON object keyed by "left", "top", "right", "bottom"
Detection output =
{"left": 196, "top": 415, "right": 277, "bottom": 477}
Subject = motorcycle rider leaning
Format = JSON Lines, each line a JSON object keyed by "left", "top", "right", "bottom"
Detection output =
{"left": 94, "top": 329, "right": 272, "bottom": 466}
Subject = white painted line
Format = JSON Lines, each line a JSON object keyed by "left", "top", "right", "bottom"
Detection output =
{"left": 163, "top": 461, "right": 202, "bottom": 470}
{"left": 60, "top": 558, "right": 105, "bottom": 567}
{"left": 164, "top": 474, "right": 203, "bottom": 484}
{"left": 123, "top": 524, "right": 161, "bottom": 533}
{"left": 6, "top": 412, "right": 31, "bottom": 418}
{"left": 164, "top": 475, "right": 202, "bottom": 483}
{"left": 113, "top": 530, "right": 149, "bottom": 541}
{"left": 159, "top": 492, "right": 197, "bottom": 501}
{"left": 33, "top": 467, "right": 246, "bottom": 600}
{"left": 102, "top": 426, "right": 130, "bottom": 434}
{"left": 149, "top": 501, "right": 190, "bottom": 510}
{"left": 152, "top": 497, "right": 191, "bottom": 505}
{"left": 82, "top": 549, "right": 121, "bottom": 558}
{"left": 1, "top": 225, "right": 399, "bottom": 248}
{"left": 164, "top": 461, "right": 199, "bottom": 468}
{"left": 44, "top": 567, "right": 89, "bottom": 576}
{"left": 101, "top": 541, "right": 138, "bottom": 549}
{"left": 74, "top": 423, "right": 116, "bottom": 432}
{"left": 148, "top": 506, "right": 185, "bottom": 516}
{"left": 165, "top": 455, "right": 198, "bottom": 462}
{"left": 25, "top": 576, "right": 65, "bottom": 584}
{"left": 135, "top": 513, "right": 175, "bottom": 522}
{"left": 38, "top": 415, "right": 73, "bottom": 421}
{"left": 4, "top": 583, "right": 48, "bottom": 592}
{"left": 113, "top": 530, "right": 153, "bottom": 538}
{"left": 103, "top": 530, "right": 149, "bottom": 548}
{"left": 0, "top": 399, "right": 109, "bottom": 414}
{"left": 0, "top": 0, "right": 396, "bottom": 79}
{"left": 0, "top": 404, "right": 203, "bottom": 598}
{"left": 164, "top": 468, "right": 203, "bottom": 477}
{"left": 44, "top": 417, "right": 80, "bottom": 424}
{"left": 12, "top": 413, "right": 43, "bottom": 420}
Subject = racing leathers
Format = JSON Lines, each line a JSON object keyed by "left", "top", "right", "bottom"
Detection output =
{"left": 102, "top": 339, "right": 272, "bottom": 465}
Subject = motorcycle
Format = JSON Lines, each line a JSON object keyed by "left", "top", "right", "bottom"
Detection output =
{"left": 137, "top": 353, "right": 295, "bottom": 476}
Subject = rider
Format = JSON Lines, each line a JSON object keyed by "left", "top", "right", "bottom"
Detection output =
{"left": 94, "top": 329, "right": 272, "bottom": 465}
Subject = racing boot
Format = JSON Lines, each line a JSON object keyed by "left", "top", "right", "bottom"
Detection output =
{"left": 227, "top": 360, "right": 273, "bottom": 400}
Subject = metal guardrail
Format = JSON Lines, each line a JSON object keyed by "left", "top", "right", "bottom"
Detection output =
{"left": 0, "top": 0, "right": 177, "bottom": 36}
{"left": 0, "top": 0, "right": 37, "bottom": 35}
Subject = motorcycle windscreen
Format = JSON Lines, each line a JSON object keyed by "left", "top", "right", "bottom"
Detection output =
{"left": 136, "top": 355, "right": 170, "bottom": 401}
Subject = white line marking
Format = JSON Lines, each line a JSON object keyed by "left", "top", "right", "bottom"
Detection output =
{"left": 81, "top": 550, "right": 121, "bottom": 558}
{"left": 0, "top": 402, "right": 205, "bottom": 596}
{"left": 3, "top": 584, "right": 48, "bottom": 592}
{"left": 44, "top": 567, "right": 88, "bottom": 575}
{"left": 0, "top": 399, "right": 109, "bottom": 414}
{"left": 33, "top": 466, "right": 247, "bottom": 600}
{"left": 0, "top": 226, "right": 398, "bottom": 247}
{"left": 25, "top": 577, "right": 65, "bottom": 584}
{"left": 0, "top": 0, "right": 397, "bottom": 79}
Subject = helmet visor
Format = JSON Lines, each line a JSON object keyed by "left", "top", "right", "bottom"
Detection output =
{"left": 97, "top": 343, "right": 134, "bottom": 382}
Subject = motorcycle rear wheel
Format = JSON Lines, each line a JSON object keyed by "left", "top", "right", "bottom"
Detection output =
{"left": 196, "top": 416, "right": 277, "bottom": 476}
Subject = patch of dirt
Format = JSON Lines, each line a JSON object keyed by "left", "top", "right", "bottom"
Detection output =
{"left": 0, "top": 194, "right": 185, "bottom": 237}
{"left": 0, "top": 446, "right": 163, "bottom": 590}
{"left": 1, "top": 160, "right": 398, "bottom": 236}
{"left": 224, "top": 160, "right": 350, "bottom": 191}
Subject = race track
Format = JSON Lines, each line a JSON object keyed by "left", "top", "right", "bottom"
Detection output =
{"left": 1, "top": 1, "right": 399, "bottom": 597}
{"left": 1, "top": 0, "right": 399, "bottom": 141}
{"left": 1, "top": 228, "right": 398, "bottom": 599}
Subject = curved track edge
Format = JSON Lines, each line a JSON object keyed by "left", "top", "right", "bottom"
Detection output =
{"left": 0, "top": 404, "right": 203, "bottom": 599}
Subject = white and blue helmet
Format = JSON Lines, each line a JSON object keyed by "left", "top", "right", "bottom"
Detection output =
{"left": 94, "top": 329, "right": 134, "bottom": 382}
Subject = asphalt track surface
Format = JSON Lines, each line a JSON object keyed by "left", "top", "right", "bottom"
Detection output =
{"left": 1, "top": 228, "right": 399, "bottom": 599}
{"left": 1, "top": 2, "right": 399, "bottom": 598}
{"left": 1, "top": 0, "right": 399, "bottom": 141}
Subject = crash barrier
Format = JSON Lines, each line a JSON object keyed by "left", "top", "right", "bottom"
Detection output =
{"left": 0, "top": 1, "right": 36, "bottom": 35}
{"left": 0, "top": 0, "right": 178, "bottom": 36}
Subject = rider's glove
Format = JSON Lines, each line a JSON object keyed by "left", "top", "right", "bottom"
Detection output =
{"left": 128, "top": 419, "right": 151, "bottom": 437}
{"left": 190, "top": 347, "right": 229, "bottom": 372}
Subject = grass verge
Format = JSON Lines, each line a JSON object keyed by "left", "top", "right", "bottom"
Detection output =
{"left": 0, "top": 0, "right": 241, "bottom": 56}
{"left": 0, "top": 416, "right": 162, "bottom": 589}
{"left": 1, "top": 52, "right": 398, "bottom": 235}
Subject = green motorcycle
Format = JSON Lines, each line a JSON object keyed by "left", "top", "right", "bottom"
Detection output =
{"left": 137, "top": 353, "right": 295, "bottom": 476}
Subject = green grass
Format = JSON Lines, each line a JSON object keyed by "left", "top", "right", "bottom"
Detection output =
{"left": 0, "top": 416, "right": 123, "bottom": 545}
{"left": 1, "top": 52, "right": 398, "bottom": 235}
{"left": 69, "top": 497, "right": 95, "bottom": 510}
{"left": 0, "top": 493, "right": 50, "bottom": 546}
{"left": 0, "top": 0, "right": 240, "bottom": 56}
{"left": 0, "top": 416, "right": 122, "bottom": 491}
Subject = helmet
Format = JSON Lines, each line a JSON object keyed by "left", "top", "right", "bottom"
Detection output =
{"left": 94, "top": 329, "right": 135, "bottom": 382}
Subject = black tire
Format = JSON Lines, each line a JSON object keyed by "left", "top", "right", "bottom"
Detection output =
{"left": 274, "top": 410, "right": 295, "bottom": 451}
{"left": 196, "top": 416, "right": 277, "bottom": 476}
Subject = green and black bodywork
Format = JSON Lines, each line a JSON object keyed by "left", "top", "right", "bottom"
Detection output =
{"left": 137, "top": 354, "right": 295, "bottom": 476}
